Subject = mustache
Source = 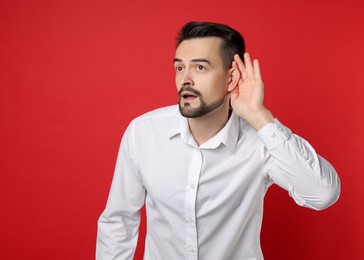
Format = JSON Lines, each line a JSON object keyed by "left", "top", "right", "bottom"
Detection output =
{"left": 178, "top": 86, "right": 202, "bottom": 97}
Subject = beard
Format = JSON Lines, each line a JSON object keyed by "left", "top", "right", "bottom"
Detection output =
{"left": 178, "top": 86, "right": 225, "bottom": 118}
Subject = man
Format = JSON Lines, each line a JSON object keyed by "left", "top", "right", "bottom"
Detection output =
{"left": 96, "top": 21, "right": 340, "bottom": 260}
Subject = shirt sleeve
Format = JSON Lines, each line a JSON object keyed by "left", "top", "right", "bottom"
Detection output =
{"left": 258, "top": 119, "right": 340, "bottom": 210}
{"left": 96, "top": 122, "right": 145, "bottom": 259}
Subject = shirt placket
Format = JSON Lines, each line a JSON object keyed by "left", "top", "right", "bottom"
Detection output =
{"left": 184, "top": 147, "right": 203, "bottom": 260}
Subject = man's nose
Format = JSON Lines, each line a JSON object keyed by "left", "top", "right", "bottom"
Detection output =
{"left": 180, "top": 70, "right": 194, "bottom": 87}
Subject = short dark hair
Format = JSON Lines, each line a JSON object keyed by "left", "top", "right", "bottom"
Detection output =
{"left": 176, "top": 21, "right": 245, "bottom": 70}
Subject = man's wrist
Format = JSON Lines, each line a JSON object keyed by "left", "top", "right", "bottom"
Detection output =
{"left": 246, "top": 108, "right": 274, "bottom": 131}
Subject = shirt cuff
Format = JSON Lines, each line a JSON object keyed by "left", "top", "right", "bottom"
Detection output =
{"left": 257, "top": 119, "right": 292, "bottom": 150}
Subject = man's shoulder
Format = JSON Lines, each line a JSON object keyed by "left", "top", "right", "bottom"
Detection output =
{"left": 124, "top": 105, "right": 181, "bottom": 138}
{"left": 128, "top": 105, "right": 181, "bottom": 131}
{"left": 134, "top": 105, "right": 179, "bottom": 122}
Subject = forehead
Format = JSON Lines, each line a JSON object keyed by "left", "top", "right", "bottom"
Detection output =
{"left": 175, "top": 37, "right": 223, "bottom": 63}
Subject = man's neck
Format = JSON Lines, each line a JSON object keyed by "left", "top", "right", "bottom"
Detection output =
{"left": 188, "top": 103, "right": 231, "bottom": 146}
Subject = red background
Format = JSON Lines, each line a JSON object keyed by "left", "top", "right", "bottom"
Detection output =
{"left": 1, "top": 0, "right": 363, "bottom": 259}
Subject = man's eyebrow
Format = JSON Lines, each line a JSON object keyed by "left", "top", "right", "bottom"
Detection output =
{"left": 173, "top": 58, "right": 211, "bottom": 64}
{"left": 191, "top": 58, "right": 211, "bottom": 64}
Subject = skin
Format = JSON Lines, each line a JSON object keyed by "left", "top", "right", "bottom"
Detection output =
{"left": 174, "top": 37, "right": 274, "bottom": 145}
{"left": 231, "top": 53, "right": 274, "bottom": 131}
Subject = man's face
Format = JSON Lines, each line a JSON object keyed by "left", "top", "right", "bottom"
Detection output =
{"left": 174, "top": 37, "right": 230, "bottom": 118}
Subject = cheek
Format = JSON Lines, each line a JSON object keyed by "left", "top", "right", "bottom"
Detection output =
{"left": 206, "top": 75, "right": 228, "bottom": 96}
{"left": 175, "top": 75, "right": 181, "bottom": 90}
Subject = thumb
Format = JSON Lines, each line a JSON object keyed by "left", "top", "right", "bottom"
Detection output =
{"left": 230, "top": 85, "right": 239, "bottom": 101}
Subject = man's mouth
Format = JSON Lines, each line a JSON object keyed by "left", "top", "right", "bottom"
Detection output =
{"left": 181, "top": 92, "right": 198, "bottom": 101}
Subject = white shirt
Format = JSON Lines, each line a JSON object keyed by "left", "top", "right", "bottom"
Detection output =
{"left": 96, "top": 105, "right": 340, "bottom": 260}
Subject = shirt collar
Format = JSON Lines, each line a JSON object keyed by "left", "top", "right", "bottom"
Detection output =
{"left": 168, "top": 112, "right": 197, "bottom": 146}
{"left": 169, "top": 110, "right": 240, "bottom": 152}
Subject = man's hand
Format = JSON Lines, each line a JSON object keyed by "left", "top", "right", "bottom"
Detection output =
{"left": 231, "top": 53, "right": 274, "bottom": 131}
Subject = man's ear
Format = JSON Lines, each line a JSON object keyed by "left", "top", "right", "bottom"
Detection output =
{"left": 227, "top": 67, "right": 240, "bottom": 92}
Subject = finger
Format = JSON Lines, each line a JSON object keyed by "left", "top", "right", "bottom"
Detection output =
{"left": 244, "top": 53, "right": 254, "bottom": 79}
{"left": 253, "top": 59, "right": 262, "bottom": 80}
{"left": 234, "top": 54, "right": 247, "bottom": 79}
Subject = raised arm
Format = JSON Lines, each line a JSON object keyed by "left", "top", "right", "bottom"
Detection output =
{"left": 231, "top": 53, "right": 340, "bottom": 210}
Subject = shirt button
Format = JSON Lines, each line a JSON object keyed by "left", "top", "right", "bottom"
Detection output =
{"left": 270, "top": 133, "right": 277, "bottom": 138}
{"left": 188, "top": 248, "right": 196, "bottom": 253}
{"left": 185, "top": 217, "right": 193, "bottom": 223}
{"left": 190, "top": 184, "right": 195, "bottom": 189}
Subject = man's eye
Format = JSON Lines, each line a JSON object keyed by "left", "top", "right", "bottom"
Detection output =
{"left": 175, "top": 66, "right": 183, "bottom": 72}
{"left": 196, "top": 65, "right": 205, "bottom": 71}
